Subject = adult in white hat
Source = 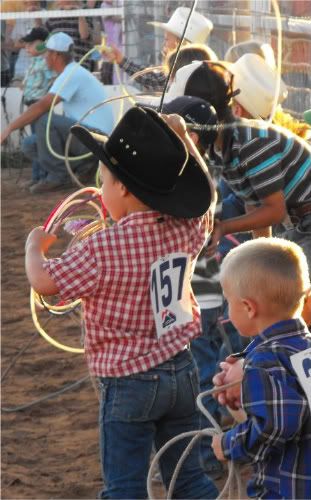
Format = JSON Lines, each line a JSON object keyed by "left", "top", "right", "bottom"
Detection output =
{"left": 167, "top": 53, "right": 287, "bottom": 119}
{"left": 102, "top": 6, "right": 213, "bottom": 91}
{"left": 163, "top": 58, "right": 311, "bottom": 270}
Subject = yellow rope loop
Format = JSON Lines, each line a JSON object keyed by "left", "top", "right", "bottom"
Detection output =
{"left": 30, "top": 187, "right": 106, "bottom": 354}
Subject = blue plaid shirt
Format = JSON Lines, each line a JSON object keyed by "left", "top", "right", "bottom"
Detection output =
{"left": 222, "top": 319, "right": 311, "bottom": 499}
{"left": 23, "top": 55, "right": 56, "bottom": 104}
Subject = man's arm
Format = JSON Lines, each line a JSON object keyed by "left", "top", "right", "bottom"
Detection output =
{"left": 208, "top": 191, "right": 286, "bottom": 255}
{"left": 78, "top": 16, "right": 91, "bottom": 40}
{"left": 1, "top": 93, "right": 61, "bottom": 144}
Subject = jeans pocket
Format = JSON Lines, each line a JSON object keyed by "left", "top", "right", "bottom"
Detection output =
{"left": 111, "top": 373, "right": 160, "bottom": 422}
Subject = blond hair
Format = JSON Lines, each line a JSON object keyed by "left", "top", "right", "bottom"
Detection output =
{"left": 220, "top": 238, "right": 310, "bottom": 315}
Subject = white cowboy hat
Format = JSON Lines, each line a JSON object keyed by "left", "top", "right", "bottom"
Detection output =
{"left": 166, "top": 54, "right": 288, "bottom": 119}
{"left": 165, "top": 60, "right": 203, "bottom": 102}
{"left": 223, "top": 53, "right": 288, "bottom": 118}
{"left": 148, "top": 7, "right": 213, "bottom": 44}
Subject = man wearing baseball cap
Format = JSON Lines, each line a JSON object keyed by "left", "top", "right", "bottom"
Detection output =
{"left": 102, "top": 6, "right": 214, "bottom": 91}
{"left": 1, "top": 32, "right": 114, "bottom": 194}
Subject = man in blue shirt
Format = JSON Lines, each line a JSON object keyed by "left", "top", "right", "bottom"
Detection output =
{"left": 1, "top": 32, "right": 114, "bottom": 193}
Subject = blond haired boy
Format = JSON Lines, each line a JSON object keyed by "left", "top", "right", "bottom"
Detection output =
{"left": 212, "top": 237, "right": 311, "bottom": 499}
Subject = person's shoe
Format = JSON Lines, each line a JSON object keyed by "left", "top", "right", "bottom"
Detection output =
{"left": 151, "top": 471, "right": 162, "bottom": 484}
{"left": 30, "top": 180, "right": 65, "bottom": 194}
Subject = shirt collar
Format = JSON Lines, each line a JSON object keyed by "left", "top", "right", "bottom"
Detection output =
{"left": 244, "top": 318, "right": 308, "bottom": 355}
{"left": 118, "top": 210, "right": 164, "bottom": 227}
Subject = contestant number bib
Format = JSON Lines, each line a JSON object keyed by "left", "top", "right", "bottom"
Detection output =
{"left": 290, "top": 347, "right": 311, "bottom": 410}
{"left": 150, "top": 253, "right": 193, "bottom": 339}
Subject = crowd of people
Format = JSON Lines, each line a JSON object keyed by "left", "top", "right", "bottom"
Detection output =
{"left": 1, "top": 2, "right": 311, "bottom": 499}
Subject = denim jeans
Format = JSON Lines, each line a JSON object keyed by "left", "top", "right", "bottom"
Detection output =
{"left": 22, "top": 113, "right": 98, "bottom": 184}
{"left": 22, "top": 133, "right": 47, "bottom": 182}
{"left": 190, "top": 306, "right": 223, "bottom": 473}
{"left": 218, "top": 179, "right": 250, "bottom": 259}
{"left": 278, "top": 213, "right": 311, "bottom": 271}
{"left": 98, "top": 349, "right": 218, "bottom": 499}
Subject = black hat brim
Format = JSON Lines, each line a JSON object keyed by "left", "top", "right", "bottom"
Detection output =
{"left": 71, "top": 125, "right": 211, "bottom": 219}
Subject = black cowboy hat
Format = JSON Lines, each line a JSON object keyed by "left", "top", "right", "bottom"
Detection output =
{"left": 71, "top": 106, "right": 212, "bottom": 219}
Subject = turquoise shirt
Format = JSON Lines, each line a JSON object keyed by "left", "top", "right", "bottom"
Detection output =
{"left": 49, "top": 62, "right": 114, "bottom": 134}
{"left": 23, "top": 55, "right": 56, "bottom": 102}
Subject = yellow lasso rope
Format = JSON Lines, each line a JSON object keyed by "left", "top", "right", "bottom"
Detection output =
{"left": 30, "top": 187, "right": 106, "bottom": 354}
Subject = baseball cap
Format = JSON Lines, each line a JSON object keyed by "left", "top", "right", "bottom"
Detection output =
{"left": 163, "top": 96, "right": 218, "bottom": 149}
{"left": 21, "top": 27, "right": 49, "bottom": 43}
{"left": 37, "top": 32, "right": 74, "bottom": 53}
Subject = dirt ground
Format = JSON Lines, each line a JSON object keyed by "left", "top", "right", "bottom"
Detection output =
{"left": 1, "top": 167, "right": 250, "bottom": 500}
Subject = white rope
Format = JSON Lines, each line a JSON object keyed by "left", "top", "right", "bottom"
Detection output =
{"left": 147, "top": 381, "right": 243, "bottom": 500}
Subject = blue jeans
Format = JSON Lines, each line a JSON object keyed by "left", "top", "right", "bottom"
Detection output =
{"left": 98, "top": 349, "right": 218, "bottom": 499}
{"left": 279, "top": 213, "right": 311, "bottom": 271}
{"left": 218, "top": 180, "right": 250, "bottom": 259}
{"left": 190, "top": 306, "right": 223, "bottom": 473}
{"left": 22, "top": 133, "right": 47, "bottom": 182}
{"left": 23, "top": 113, "right": 98, "bottom": 183}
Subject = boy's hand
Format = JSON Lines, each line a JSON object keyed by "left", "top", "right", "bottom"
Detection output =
{"left": 102, "top": 44, "right": 124, "bottom": 64}
{"left": 161, "top": 113, "right": 187, "bottom": 140}
{"left": 212, "top": 434, "right": 226, "bottom": 461}
{"left": 25, "top": 227, "right": 57, "bottom": 254}
{"left": 213, "top": 356, "right": 243, "bottom": 409}
{"left": 1, "top": 127, "right": 11, "bottom": 145}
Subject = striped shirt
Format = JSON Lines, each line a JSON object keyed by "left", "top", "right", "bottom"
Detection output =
{"left": 221, "top": 119, "right": 311, "bottom": 209}
{"left": 44, "top": 210, "right": 211, "bottom": 377}
{"left": 222, "top": 319, "right": 311, "bottom": 499}
{"left": 46, "top": 17, "right": 94, "bottom": 70}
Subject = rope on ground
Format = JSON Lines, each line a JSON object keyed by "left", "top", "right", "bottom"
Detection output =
{"left": 2, "top": 374, "right": 91, "bottom": 413}
{"left": 1, "top": 317, "right": 53, "bottom": 383}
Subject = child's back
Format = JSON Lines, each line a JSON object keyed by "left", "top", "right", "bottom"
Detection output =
{"left": 47, "top": 209, "right": 210, "bottom": 377}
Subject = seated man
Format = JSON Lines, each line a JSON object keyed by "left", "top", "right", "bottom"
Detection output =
{"left": 1, "top": 32, "right": 114, "bottom": 194}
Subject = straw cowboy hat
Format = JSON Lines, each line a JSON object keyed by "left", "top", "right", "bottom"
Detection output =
{"left": 166, "top": 54, "right": 288, "bottom": 119}
{"left": 71, "top": 106, "right": 212, "bottom": 218}
{"left": 148, "top": 7, "right": 213, "bottom": 44}
{"left": 223, "top": 54, "right": 288, "bottom": 118}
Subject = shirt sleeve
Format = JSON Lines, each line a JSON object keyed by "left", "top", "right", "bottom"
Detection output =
{"left": 222, "top": 360, "right": 308, "bottom": 463}
{"left": 43, "top": 236, "right": 101, "bottom": 301}
{"left": 120, "top": 57, "right": 166, "bottom": 91}
{"left": 49, "top": 66, "right": 79, "bottom": 102}
{"left": 242, "top": 137, "right": 285, "bottom": 200}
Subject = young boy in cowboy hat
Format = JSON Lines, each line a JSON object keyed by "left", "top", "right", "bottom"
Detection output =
{"left": 102, "top": 6, "right": 214, "bottom": 91}
{"left": 25, "top": 106, "right": 218, "bottom": 499}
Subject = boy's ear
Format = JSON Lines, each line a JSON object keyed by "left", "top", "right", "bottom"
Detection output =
{"left": 119, "top": 180, "right": 129, "bottom": 197}
{"left": 242, "top": 297, "right": 257, "bottom": 319}
{"left": 188, "top": 131, "right": 200, "bottom": 146}
{"left": 232, "top": 101, "right": 244, "bottom": 118}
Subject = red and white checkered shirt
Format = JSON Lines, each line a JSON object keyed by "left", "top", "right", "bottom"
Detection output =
{"left": 44, "top": 210, "right": 211, "bottom": 377}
